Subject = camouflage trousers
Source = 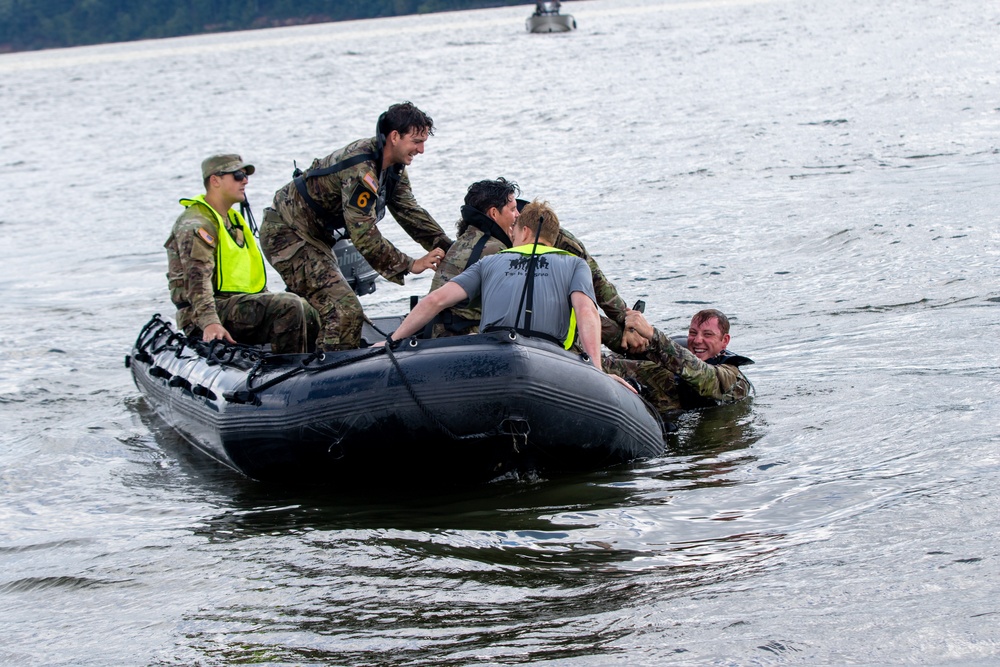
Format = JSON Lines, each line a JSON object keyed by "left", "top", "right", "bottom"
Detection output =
{"left": 430, "top": 310, "right": 480, "bottom": 339}
{"left": 602, "top": 354, "right": 683, "bottom": 416}
{"left": 259, "top": 219, "right": 364, "bottom": 351}
{"left": 185, "top": 292, "right": 320, "bottom": 354}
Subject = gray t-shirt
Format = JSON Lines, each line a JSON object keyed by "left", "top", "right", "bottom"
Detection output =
{"left": 451, "top": 247, "right": 597, "bottom": 343}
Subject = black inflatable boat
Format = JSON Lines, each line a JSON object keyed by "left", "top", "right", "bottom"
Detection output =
{"left": 127, "top": 314, "right": 666, "bottom": 484}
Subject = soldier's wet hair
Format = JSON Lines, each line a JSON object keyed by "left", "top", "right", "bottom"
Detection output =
{"left": 691, "top": 308, "right": 730, "bottom": 335}
{"left": 458, "top": 178, "right": 520, "bottom": 234}
{"left": 380, "top": 101, "right": 434, "bottom": 139}
{"left": 514, "top": 199, "right": 559, "bottom": 244}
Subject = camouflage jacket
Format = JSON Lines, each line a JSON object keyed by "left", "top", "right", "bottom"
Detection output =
{"left": 269, "top": 137, "right": 452, "bottom": 285}
{"left": 554, "top": 228, "right": 628, "bottom": 330}
{"left": 164, "top": 198, "right": 262, "bottom": 333}
{"left": 429, "top": 206, "right": 513, "bottom": 329}
{"left": 646, "top": 328, "right": 753, "bottom": 406}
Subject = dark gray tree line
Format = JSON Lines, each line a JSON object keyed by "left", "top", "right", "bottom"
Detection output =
{"left": 0, "top": 0, "right": 528, "bottom": 52}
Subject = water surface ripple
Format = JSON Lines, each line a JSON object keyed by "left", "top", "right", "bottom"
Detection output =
{"left": 1, "top": 0, "right": 999, "bottom": 664}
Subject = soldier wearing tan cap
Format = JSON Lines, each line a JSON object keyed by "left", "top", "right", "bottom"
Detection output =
{"left": 164, "top": 154, "right": 319, "bottom": 353}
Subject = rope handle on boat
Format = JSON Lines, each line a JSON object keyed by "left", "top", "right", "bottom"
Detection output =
{"left": 383, "top": 336, "right": 498, "bottom": 441}
{"left": 235, "top": 345, "right": 390, "bottom": 402}
{"left": 132, "top": 316, "right": 513, "bottom": 433}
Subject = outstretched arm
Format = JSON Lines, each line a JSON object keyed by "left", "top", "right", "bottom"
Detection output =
{"left": 389, "top": 282, "right": 469, "bottom": 342}
{"left": 571, "top": 291, "right": 602, "bottom": 372}
{"left": 626, "top": 310, "right": 748, "bottom": 401}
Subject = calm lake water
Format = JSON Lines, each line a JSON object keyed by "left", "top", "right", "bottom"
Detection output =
{"left": 2, "top": 0, "right": 999, "bottom": 664}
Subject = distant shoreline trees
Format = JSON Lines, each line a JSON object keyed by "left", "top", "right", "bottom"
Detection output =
{"left": 0, "top": 0, "right": 531, "bottom": 53}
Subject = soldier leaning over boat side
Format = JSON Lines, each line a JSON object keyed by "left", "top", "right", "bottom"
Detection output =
{"left": 426, "top": 181, "right": 646, "bottom": 351}
{"left": 603, "top": 308, "right": 755, "bottom": 416}
{"left": 259, "top": 101, "right": 453, "bottom": 352}
{"left": 164, "top": 154, "right": 320, "bottom": 354}
{"left": 384, "top": 199, "right": 636, "bottom": 394}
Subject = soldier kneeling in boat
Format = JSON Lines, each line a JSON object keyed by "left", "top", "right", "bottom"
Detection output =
{"left": 165, "top": 154, "right": 320, "bottom": 354}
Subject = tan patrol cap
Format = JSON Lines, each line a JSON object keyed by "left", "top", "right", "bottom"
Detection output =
{"left": 201, "top": 154, "right": 256, "bottom": 180}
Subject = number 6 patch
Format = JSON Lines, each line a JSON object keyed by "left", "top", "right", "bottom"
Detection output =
{"left": 350, "top": 183, "right": 375, "bottom": 214}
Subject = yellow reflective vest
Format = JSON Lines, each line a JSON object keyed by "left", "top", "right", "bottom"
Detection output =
{"left": 180, "top": 196, "right": 266, "bottom": 294}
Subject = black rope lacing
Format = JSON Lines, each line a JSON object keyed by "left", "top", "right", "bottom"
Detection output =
{"left": 131, "top": 314, "right": 505, "bottom": 440}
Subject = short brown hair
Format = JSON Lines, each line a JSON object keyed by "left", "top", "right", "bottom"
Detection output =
{"left": 515, "top": 199, "right": 560, "bottom": 244}
{"left": 380, "top": 101, "right": 434, "bottom": 138}
{"left": 691, "top": 308, "right": 730, "bottom": 335}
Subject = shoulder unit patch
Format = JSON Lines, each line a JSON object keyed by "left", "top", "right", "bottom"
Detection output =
{"left": 350, "top": 182, "right": 375, "bottom": 215}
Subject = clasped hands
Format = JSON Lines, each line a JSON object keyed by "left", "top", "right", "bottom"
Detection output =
{"left": 620, "top": 308, "right": 654, "bottom": 354}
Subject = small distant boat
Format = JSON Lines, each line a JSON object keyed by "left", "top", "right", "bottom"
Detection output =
{"left": 527, "top": 1, "right": 576, "bottom": 33}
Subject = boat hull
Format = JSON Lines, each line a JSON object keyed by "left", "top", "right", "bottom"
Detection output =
{"left": 527, "top": 14, "right": 576, "bottom": 33}
{"left": 128, "top": 316, "right": 665, "bottom": 484}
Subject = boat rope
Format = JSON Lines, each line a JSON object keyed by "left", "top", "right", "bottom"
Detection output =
{"left": 131, "top": 315, "right": 516, "bottom": 440}
{"left": 364, "top": 315, "right": 391, "bottom": 338}
{"left": 241, "top": 345, "right": 388, "bottom": 398}
{"left": 383, "top": 336, "right": 499, "bottom": 441}
{"left": 130, "top": 315, "right": 399, "bottom": 404}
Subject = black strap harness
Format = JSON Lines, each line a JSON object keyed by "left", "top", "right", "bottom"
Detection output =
{"left": 425, "top": 206, "right": 514, "bottom": 336}
{"left": 290, "top": 144, "right": 404, "bottom": 244}
{"left": 513, "top": 215, "right": 544, "bottom": 334}
{"left": 292, "top": 152, "right": 378, "bottom": 227}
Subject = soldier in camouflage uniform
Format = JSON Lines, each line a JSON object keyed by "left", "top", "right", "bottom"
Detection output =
{"left": 428, "top": 192, "right": 643, "bottom": 349}
{"left": 602, "top": 308, "right": 754, "bottom": 415}
{"left": 165, "top": 154, "right": 320, "bottom": 354}
{"left": 259, "top": 102, "right": 453, "bottom": 351}
{"left": 428, "top": 178, "right": 520, "bottom": 337}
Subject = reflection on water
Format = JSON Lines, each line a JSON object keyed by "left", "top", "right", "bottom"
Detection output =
{"left": 131, "top": 394, "right": 781, "bottom": 666}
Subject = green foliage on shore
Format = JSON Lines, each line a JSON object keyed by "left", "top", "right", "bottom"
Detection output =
{"left": 0, "top": 0, "right": 529, "bottom": 53}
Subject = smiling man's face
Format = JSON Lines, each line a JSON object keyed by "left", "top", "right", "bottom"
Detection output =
{"left": 387, "top": 127, "right": 429, "bottom": 166}
{"left": 687, "top": 316, "right": 730, "bottom": 361}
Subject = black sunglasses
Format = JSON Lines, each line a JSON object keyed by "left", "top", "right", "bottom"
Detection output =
{"left": 216, "top": 170, "right": 248, "bottom": 182}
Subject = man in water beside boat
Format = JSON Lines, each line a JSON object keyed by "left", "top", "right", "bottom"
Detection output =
{"left": 382, "top": 200, "right": 636, "bottom": 392}
{"left": 165, "top": 154, "right": 319, "bottom": 354}
{"left": 427, "top": 179, "right": 646, "bottom": 351}
{"left": 602, "top": 308, "right": 754, "bottom": 415}
{"left": 259, "top": 101, "right": 453, "bottom": 352}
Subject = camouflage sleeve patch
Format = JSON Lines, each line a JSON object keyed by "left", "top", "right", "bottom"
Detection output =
{"left": 349, "top": 182, "right": 376, "bottom": 215}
